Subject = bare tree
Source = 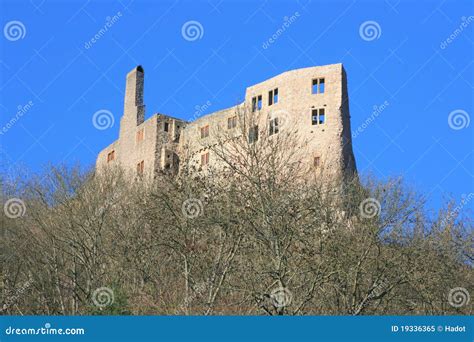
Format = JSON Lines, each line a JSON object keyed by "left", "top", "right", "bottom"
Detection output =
{"left": 1, "top": 119, "right": 472, "bottom": 315}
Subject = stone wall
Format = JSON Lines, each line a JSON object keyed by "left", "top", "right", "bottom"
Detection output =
{"left": 96, "top": 63, "right": 357, "bottom": 181}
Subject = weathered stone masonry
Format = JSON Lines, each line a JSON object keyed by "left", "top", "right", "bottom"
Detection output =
{"left": 96, "top": 63, "right": 357, "bottom": 180}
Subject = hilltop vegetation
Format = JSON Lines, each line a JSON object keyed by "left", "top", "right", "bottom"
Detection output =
{"left": 1, "top": 161, "right": 472, "bottom": 315}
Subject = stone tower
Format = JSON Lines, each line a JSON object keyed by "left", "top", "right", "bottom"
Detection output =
{"left": 120, "top": 65, "right": 145, "bottom": 138}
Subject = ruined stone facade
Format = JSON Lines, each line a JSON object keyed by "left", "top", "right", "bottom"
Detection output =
{"left": 96, "top": 64, "right": 357, "bottom": 180}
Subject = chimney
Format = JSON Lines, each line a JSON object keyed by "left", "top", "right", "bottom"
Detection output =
{"left": 120, "top": 65, "right": 145, "bottom": 137}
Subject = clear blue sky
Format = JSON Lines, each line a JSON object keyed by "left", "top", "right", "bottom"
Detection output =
{"left": 1, "top": 0, "right": 473, "bottom": 212}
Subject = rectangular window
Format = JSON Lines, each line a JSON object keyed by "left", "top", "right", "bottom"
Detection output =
{"left": 136, "top": 128, "right": 144, "bottom": 143}
{"left": 137, "top": 160, "right": 144, "bottom": 175}
{"left": 228, "top": 116, "right": 237, "bottom": 129}
{"left": 312, "top": 108, "right": 326, "bottom": 125}
{"left": 312, "top": 79, "right": 317, "bottom": 94}
{"left": 269, "top": 118, "right": 279, "bottom": 135}
{"left": 252, "top": 95, "right": 263, "bottom": 111}
{"left": 107, "top": 150, "right": 115, "bottom": 162}
{"left": 248, "top": 125, "right": 259, "bottom": 143}
{"left": 319, "top": 78, "right": 325, "bottom": 93}
{"left": 201, "top": 152, "right": 209, "bottom": 166}
{"left": 319, "top": 108, "right": 325, "bottom": 124}
{"left": 164, "top": 122, "right": 169, "bottom": 132}
{"left": 312, "top": 109, "right": 318, "bottom": 125}
{"left": 200, "top": 125, "right": 209, "bottom": 138}
{"left": 268, "top": 88, "right": 278, "bottom": 106}
{"left": 312, "top": 78, "right": 325, "bottom": 94}
{"left": 314, "top": 156, "right": 321, "bottom": 168}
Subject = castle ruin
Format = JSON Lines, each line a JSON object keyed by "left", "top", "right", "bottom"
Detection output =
{"left": 96, "top": 64, "right": 357, "bottom": 180}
